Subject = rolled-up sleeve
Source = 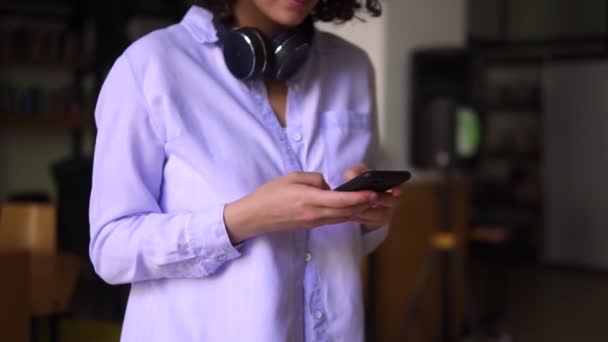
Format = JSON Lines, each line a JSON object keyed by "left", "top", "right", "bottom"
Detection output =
{"left": 89, "top": 54, "right": 240, "bottom": 285}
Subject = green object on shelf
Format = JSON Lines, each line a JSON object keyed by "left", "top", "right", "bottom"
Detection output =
{"left": 455, "top": 106, "right": 481, "bottom": 158}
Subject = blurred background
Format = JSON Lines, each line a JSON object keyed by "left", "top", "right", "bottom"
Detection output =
{"left": 1, "top": 0, "right": 607, "bottom": 341}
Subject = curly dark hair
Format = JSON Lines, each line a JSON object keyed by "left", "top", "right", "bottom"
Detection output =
{"left": 189, "top": 0, "right": 382, "bottom": 22}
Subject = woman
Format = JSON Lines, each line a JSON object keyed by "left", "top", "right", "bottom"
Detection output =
{"left": 89, "top": 0, "right": 401, "bottom": 340}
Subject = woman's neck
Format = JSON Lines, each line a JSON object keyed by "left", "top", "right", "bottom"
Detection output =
{"left": 233, "top": 1, "right": 284, "bottom": 37}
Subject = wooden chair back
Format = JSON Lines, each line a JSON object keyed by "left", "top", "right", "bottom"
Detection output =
{"left": 0, "top": 202, "right": 56, "bottom": 254}
{"left": 0, "top": 202, "right": 81, "bottom": 316}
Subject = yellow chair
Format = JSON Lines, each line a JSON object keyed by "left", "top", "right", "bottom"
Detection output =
{"left": 0, "top": 202, "right": 81, "bottom": 342}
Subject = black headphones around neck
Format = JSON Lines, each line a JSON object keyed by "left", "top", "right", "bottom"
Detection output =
{"left": 213, "top": 15, "right": 315, "bottom": 81}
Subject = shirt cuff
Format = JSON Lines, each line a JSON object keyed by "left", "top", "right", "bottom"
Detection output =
{"left": 185, "top": 204, "right": 242, "bottom": 276}
{"left": 361, "top": 224, "right": 389, "bottom": 256}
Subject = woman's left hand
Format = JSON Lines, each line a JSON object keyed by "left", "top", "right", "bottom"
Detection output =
{"left": 343, "top": 164, "right": 403, "bottom": 231}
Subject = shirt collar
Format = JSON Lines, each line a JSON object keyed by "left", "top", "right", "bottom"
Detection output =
{"left": 181, "top": 6, "right": 220, "bottom": 44}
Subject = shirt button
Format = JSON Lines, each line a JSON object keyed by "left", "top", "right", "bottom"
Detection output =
{"left": 314, "top": 310, "right": 323, "bottom": 320}
{"left": 292, "top": 84, "right": 300, "bottom": 92}
{"left": 305, "top": 252, "right": 312, "bottom": 262}
{"left": 216, "top": 254, "right": 227, "bottom": 262}
{"left": 293, "top": 132, "right": 303, "bottom": 142}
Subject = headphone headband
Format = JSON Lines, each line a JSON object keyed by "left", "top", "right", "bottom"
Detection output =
{"left": 213, "top": 16, "right": 314, "bottom": 81}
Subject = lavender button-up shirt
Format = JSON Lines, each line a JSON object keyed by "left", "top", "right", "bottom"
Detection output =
{"left": 89, "top": 6, "right": 388, "bottom": 342}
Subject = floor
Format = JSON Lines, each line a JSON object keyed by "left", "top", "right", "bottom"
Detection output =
{"left": 472, "top": 262, "right": 608, "bottom": 342}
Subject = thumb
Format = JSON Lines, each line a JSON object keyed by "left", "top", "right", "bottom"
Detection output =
{"left": 289, "top": 172, "right": 330, "bottom": 190}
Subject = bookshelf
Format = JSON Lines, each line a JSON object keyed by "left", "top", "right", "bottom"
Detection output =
{"left": 468, "top": 53, "right": 546, "bottom": 260}
{"left": 0, "top": 0, "right": 191, "bottom": 323}
{"left": 0, "top": 115, "right": 93, "bottom": 130}
{"left": 0, "top": 0, "right": 95, "bottom": 133}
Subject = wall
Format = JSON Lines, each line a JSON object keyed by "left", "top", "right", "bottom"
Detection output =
{"left": 320, "top": 0, "right": 467, "bottom": 169}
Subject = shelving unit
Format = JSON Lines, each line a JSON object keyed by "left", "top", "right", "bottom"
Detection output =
{"left": 0, "top": 61, "right": 85, "bottom": 71}
{"left": 468, "top": 2, "right": 608, "bottom": 248}
{"left": 0, "top": 0, "right": 95, "bottom": 136}
{"left": 0, "top": 116, "right": 92, "bottom": 130}
{"left": 0, "top": 0, "right": 192, "bottom": 323}
{"left": 469, "top": 53, "right": 546, "bottom": 259}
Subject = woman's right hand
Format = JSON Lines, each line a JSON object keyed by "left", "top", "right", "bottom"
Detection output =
{"left": 224, "top": 172, "right": 377, "bottom": 244}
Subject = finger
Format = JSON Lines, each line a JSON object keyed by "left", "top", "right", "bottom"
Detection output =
{"left": 353, "top": 207, "right": 392, "bottom": 224}
{"left": 390, "top": 186, "right": 402, "bottom": 197}
{"left": 343, "top": 163, "right": 368, "bottom": 182}
{"left": 289, "top": 172, "right": 330, "bottom": 190}
{"left": 315, "top": 215, "right": 358, "bottom": 227}
{"left": 372, "top": 193, "right": 401, "bottom": 208}
{"left": 312, "top": 189, "right": 377, "bottom": 208}
{"left": 316, "top": 203, "right": 370, "bottom": 220}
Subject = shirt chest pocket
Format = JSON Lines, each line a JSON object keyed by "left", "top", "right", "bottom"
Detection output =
{"left": 320, "top": 110, "right": 372, "bottom": 189}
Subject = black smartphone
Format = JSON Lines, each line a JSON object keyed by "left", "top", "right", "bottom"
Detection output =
{"left": 334, "top": 170, "right": 411, "bottom": 192}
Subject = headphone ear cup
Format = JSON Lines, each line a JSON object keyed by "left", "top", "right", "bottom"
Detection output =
{"left": 222, "top": 27, "right": 269, "bottom": 80}
{"left": 271, "top": 29, "right": 313, "bottom": 81}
